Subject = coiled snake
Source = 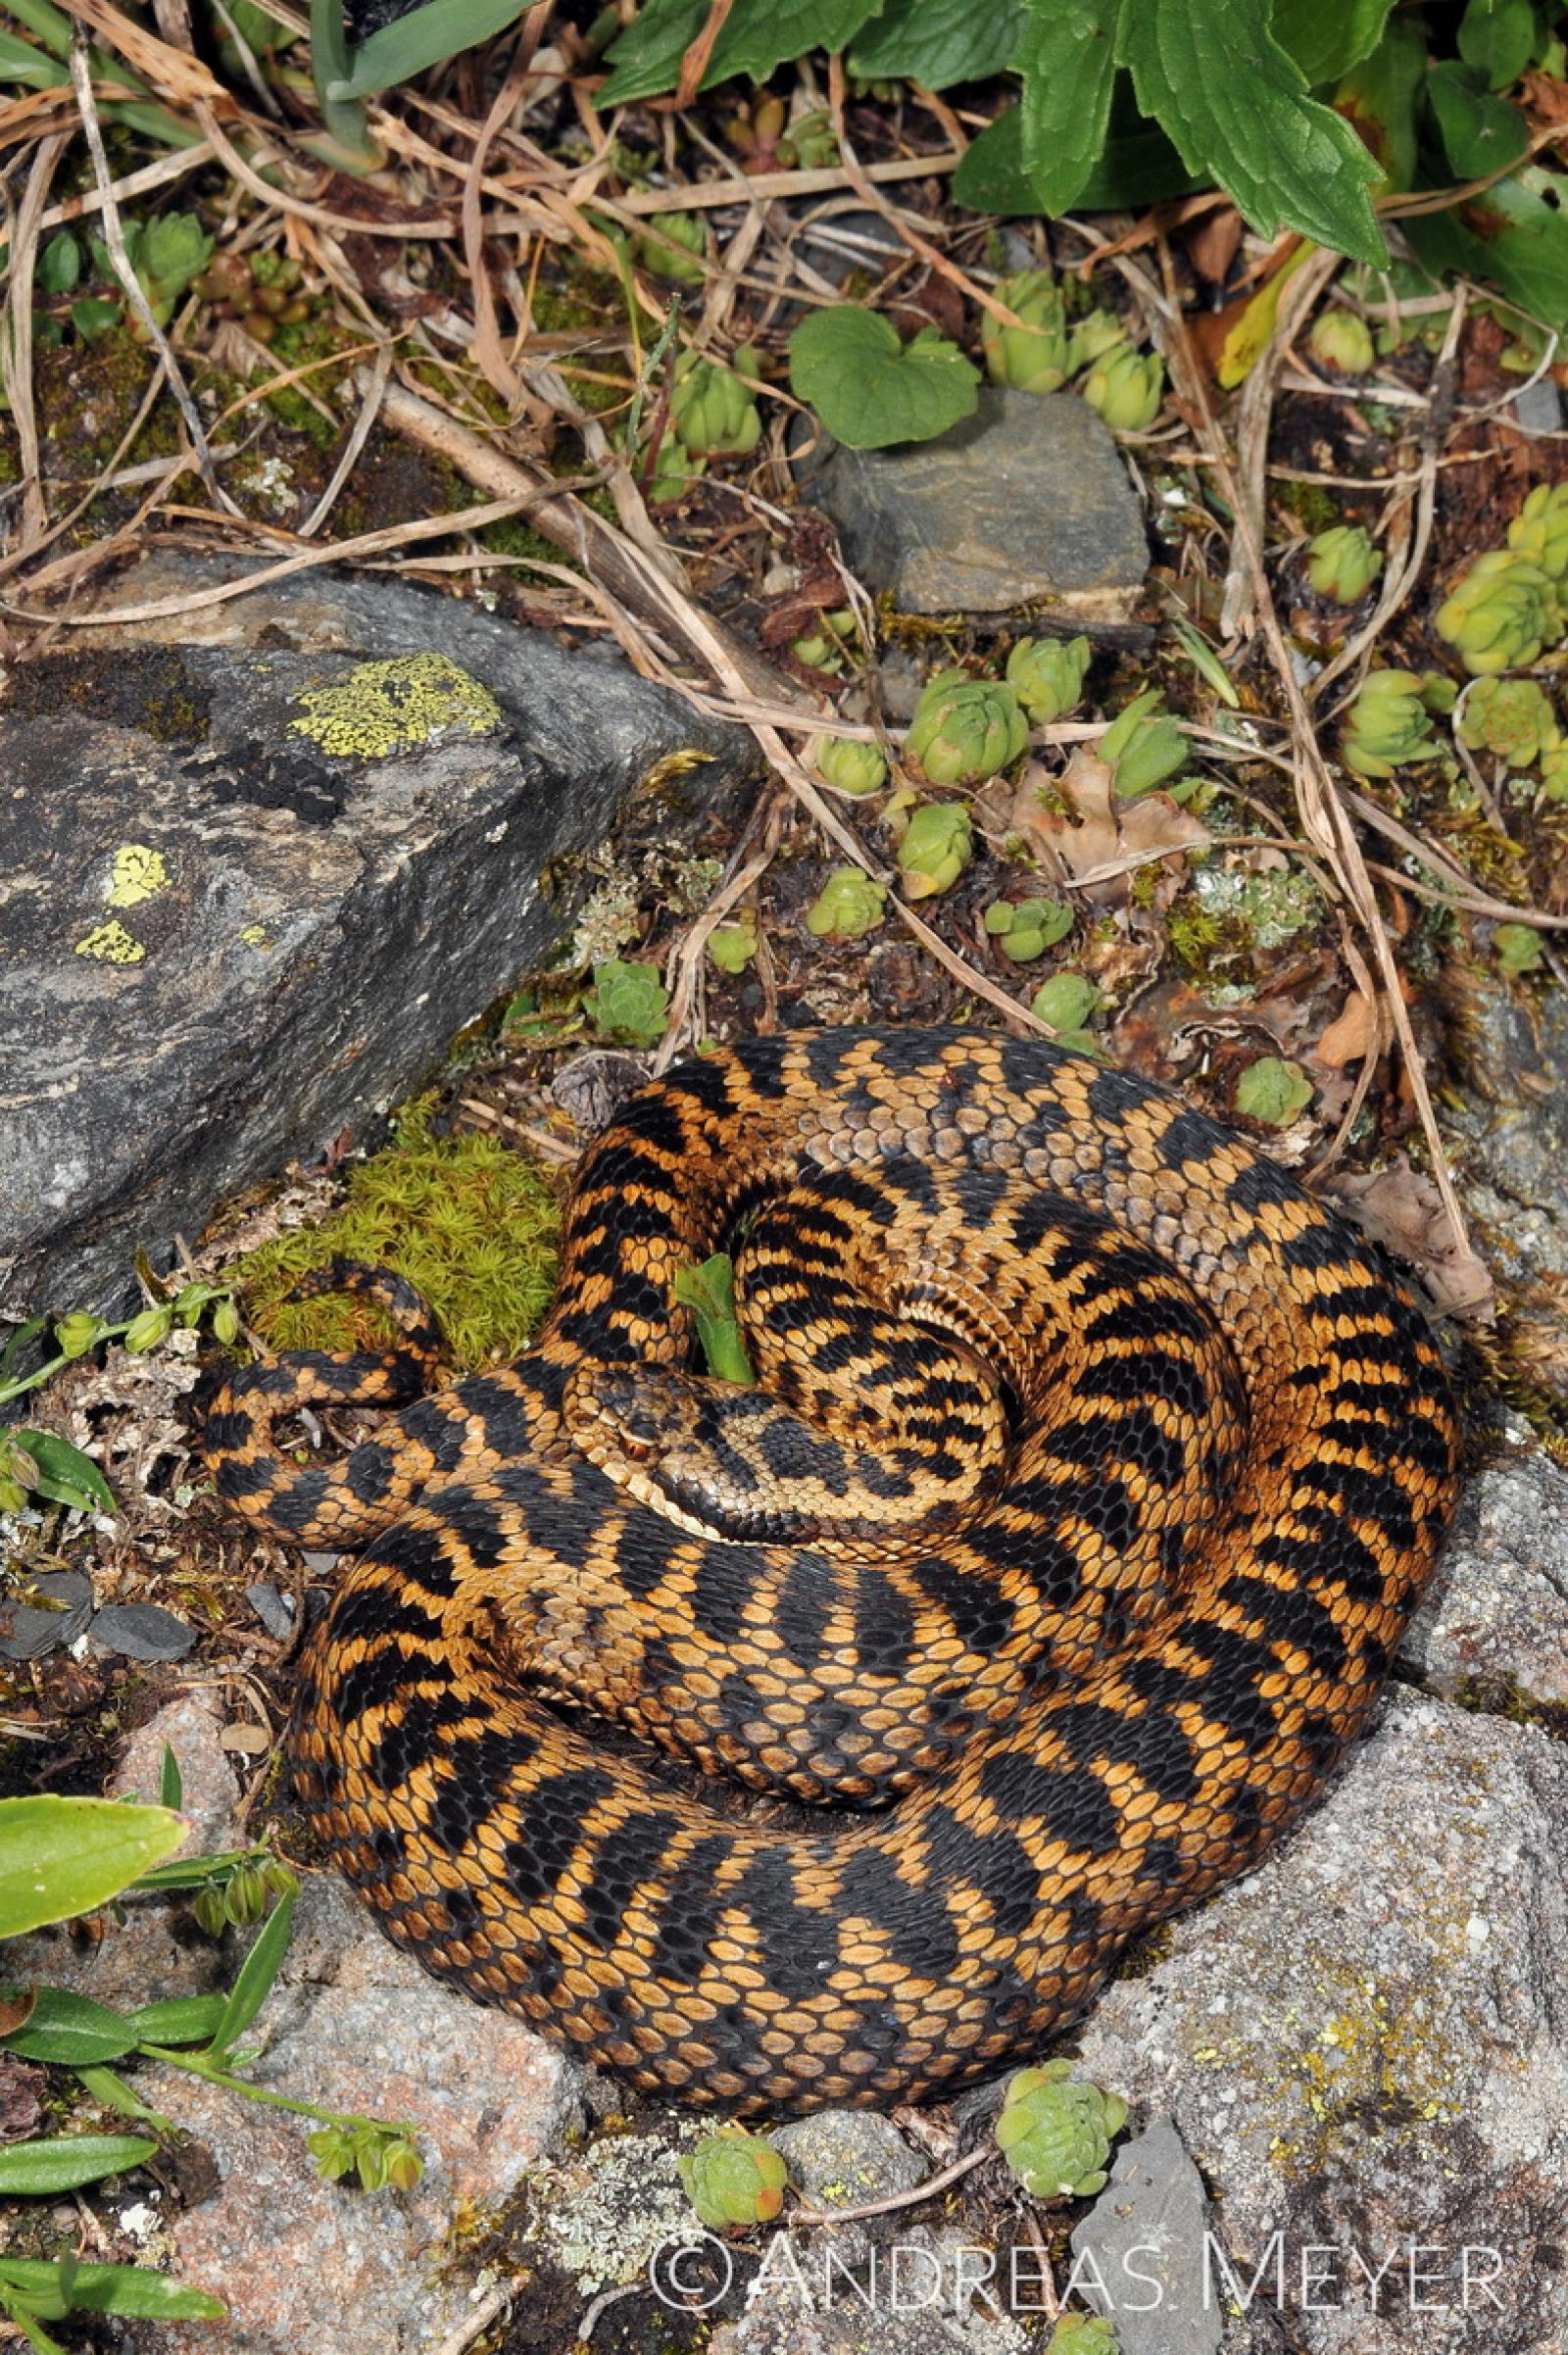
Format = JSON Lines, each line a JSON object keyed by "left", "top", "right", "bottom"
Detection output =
{"left": 202, "top": 1028, "right": 1459, "bottom": 2113}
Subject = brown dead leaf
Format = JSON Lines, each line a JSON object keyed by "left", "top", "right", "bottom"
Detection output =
{"left": 1325, "top": 1156, "right": 1495, "bottom": 1320}
{"left": 1520, "top": 71, "right": 1568, "bottom": 130}
{"left": 1314, "top": 988, "right": 1378, "bottom": 1069}
{"left": 1183, "top": 204, "right": 1245, "bottom": 285}
{"left": 71, "top": 0, "right": 228, "bottom": 109}
{"left": 0, "top": 1992, "right": 37, "bottom": 2041}
{"left": 1004, "top": 746, "right": 1210, "bottom": 907}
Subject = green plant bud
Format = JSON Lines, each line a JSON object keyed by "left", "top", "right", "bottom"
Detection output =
{"left": 1539, "top": 743, "right": 1568, "bottom": 801}
{"left": 1080, "top": 345, "right": 1164, "bottom": 433}
{"left": 898, "top": 801, "right": 974, "bottom": 898}
{"left": 1458, "top": 676, "right": 1560, "bottom": 768}
{"left": 814, "top": 735, "right": 888, "bottom": 796}
{"left": 1066, "top": 309, "right": 1127, "bottom": 376}
{"left": 679, "top": 2131, "right": 791, "bottom": 2227}
{"left": 709, "top": 910, "right": 758, "bottom": 974}
{"left": 780, "top": 108, "right": 836, "bottom": 169}
{"left": 643, "top": 433, "right": 706, "bottom": 505}
{"left": 1435, "top": 549, "right": 1556, "bottom": 676}
{"left": 308, "top": 2126, "right": 356, "bottom": 2182}
{"left": 212, "top": 1298, "right": 241, "bottom": 1346}
{"left": 1495, "top": 921, "right": 1544, "bottom": 974}
{"left": 1005, "top": 635, "right": 1092, "bottom": 724}
{"left": 906, "top": 671, "right": 1028, "bottom": 786}
{"left": 1029, "top": 973, "right": 1100, "bottom": 1037}
{"left": 1307, "top": 308, "right": 1375, "bottom": 375}
{"left": 1305, "top": 523, "right": 1384, "bottom": 604}
{"left": 54, "top": 1312, "right": 103, "bottom": 1359}
{"left": 1419, "top": 670, "right": 1458, "bottom": 715}
{"left": 1507, "top": 480, "right": 1568, "bottom": 580}
{"left": 123, "top": 1305, "right": 173, "bottom": 1355}
{"left": 635, "top": 212, "right": 707, "bottom": 285}
{"left": 354, "top": 2131, "right": 389, "bottom": 2191}
{"left": 223, "top": 1864, "right": 268, "bottom": 1928}
{"left": 1045, "top": 2317, "right": 1120, "bottom": 2355}
{"left": 996, "top": 2061, "right": 1128, "bottom": 2198}
{"left": 982, "top": 270, "right": 1070, "bottom": 394}
{"left": 382, "top": 2136, "right": 424, "bottom": 2191}
{"left": 1236, "top": 1055, "right": 1313, "bottom": 1126}
{"left": 806, "top": 866, "right": 887, "bottom": 939}
{"left": 0, "top": 1477, "right": 26, "bottom": 1516}
{"left": 1339, "top": 668, "right": 1438, "bottom": 779}
{"left": 1098, "top": 691, "right": 1188, "bottom": 800}
{"left": 263, "top": 1859, "right": 301, "bottom": 1902}
{"left": 983, "top": 897, "right": 1074, "bottom": 961}
{"left": 191, "top": 1884, "right": 228, "bottom": 1939}
{"left": 669, "top": 352, "right": 760, "bottom": 456}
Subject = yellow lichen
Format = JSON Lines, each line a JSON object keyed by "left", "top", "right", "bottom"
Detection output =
{"left": 74, "top": 919, "right": 146, "bottom": 964}
{"left": 106, "top": 843, "right": 172, "bottom": 908}
{"left": 239, "top": 924, "right": 270, "bottom": 949}
{"left": 287, "top": 654, "right": 503, "bottom": 760}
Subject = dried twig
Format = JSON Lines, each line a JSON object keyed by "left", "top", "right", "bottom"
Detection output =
{"left": 3, "top": 131, "right": 68, "bottom": 554}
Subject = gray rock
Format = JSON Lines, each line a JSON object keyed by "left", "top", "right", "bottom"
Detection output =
{"left": 0, "top": 554, "right": 759, "bottom": 1319}
{"left": 1510, "top": 377, "right": 1561, "bottom": 437}
{"left": 243, "top": 1582, "right": 296, "bottom": 1640}
{"left": 0, "top": 1570, "right": 91, "bottom": 1659}
{"left": 1073, "top": 1689, "right": 1568, "bottom": 2355}
{"left": 86, "top": 1600, "right": 195, "bottom": 1661}
{"left": 1070, "top": 2117, "right": 1220, "bottom": 2355}
{"left": 710, "top": 2220, "right": 1029, "bottom": 2355}
{"left": 1401, "top": 1452, "right": 1568, "bottom": 1710}
{"left": 770, "top": 2109, "right": 928, "bottom": 2209}
{"left": 796, "top": 387, "right": 1149, "bottom": 615}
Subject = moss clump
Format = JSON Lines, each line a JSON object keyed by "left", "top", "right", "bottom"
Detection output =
{"left": 238, "top": 1102, "right": 561, "bottom": 1371}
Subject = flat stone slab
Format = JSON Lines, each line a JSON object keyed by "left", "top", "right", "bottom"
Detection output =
{"left": 797, "top": 386, "right": 1150, "bottom": 615}
{"left": 0, "top": 558, "right": 758, "bottom": 1317}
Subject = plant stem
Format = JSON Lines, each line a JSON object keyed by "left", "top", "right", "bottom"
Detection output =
{"left": 137, "top": 2045, "right": 418, "bottom": 2140}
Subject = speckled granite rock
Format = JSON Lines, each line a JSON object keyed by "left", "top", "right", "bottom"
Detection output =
{"left": 0, "top": 554, "right": 758, "bottom": 1318}
{"left": 1400, "top": 1452, "right": 1568, "bottom": 1711}
{"left": 796, "top": 387, "right": 1149, "bottom": 615}
{"left": 1072, "top": 1689, "right": 1568, "bottom": 2355}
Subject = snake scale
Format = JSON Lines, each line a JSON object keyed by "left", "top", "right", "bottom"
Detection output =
{"left": 201, "top": 1028, "right": 1459, "bottom": 2113}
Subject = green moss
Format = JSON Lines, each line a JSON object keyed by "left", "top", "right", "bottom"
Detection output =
{"left": 237, "top": 1102, "right": 562, "bottom": 1371}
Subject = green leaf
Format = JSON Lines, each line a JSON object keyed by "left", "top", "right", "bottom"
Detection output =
{"left": 158, "top": 1744, "right": 182, "bottom": 1812}
{"left": 1116, "top": 0, "right": 1387, "bottom": 264}
{"left": 1333, "top": 14, "right": 1425, "bottom": 192}
{"left": 0, "top": 1797, "right": 184, "bottom": 1940}
{"left": 206, "top": 1892, "right": 294, "bottom": 2061}
{"left": 128, "top": 1995, "right": 228, "bottom": 2047}
{"left": 1426, "top": 62, "right": 1529, "bottom": 180}
{"left": 0, "top": 1315, "right": 47, "bottom": 1384}
{"left": 1405, "top": 165, "right": 1568, "bottom": 325}
{"left": 331, "top": 0, "right": 533, "bottom": 99}
{"left": 71, "top": 2066, "right": 173, "bottom": 2128}
{"left": 0, "top": 1989, "right": 140, "bottom": 2068}
{"left": 10, "top": 1432, "right": 114, "bottom": 1515}
{"left": 70, "top": 298, "right": 122, "bottom": 340}
{"left": 1458, "top": 0, "right": 1538, "bottom": 89}
{"left": 0, "top": 29, "right": 65, "bottom": 88}
{"left": 0, "top": 2136, "right": 156, "bottom": 2196}
{"left": 789, "top": 307, "right": 979, "bottom": 449}
{"left": 1016, "top": 0, "right": 1119, "bottom": 215}
{"left": 1236, "top": 1055, "right": 1313, "bottom": 1124}
{"left": 1269, "top": 0, "right": 1396, "bottom": 86}
{"left": 0, "top": 2260, "right": 223, "bottom": 2324}
{"left": 848, "top": 0, "right": 1024, "bottom": 87}
{"left": 600, "top": 0, "right": 881, "bottom": 104}
{"left": 583, "top": 958, "right": 669, "bottom": 1049}
{"left": 952, "top": 98, "right": 1200, "bottom": 215}
{"left": 672, "top": 1255, "right": 755, "bottom": 1386}
{"left": 35, "top": 235, "right": 78, "bottom": 295}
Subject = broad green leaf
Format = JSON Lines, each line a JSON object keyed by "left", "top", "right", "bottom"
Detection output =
{"left": 0, "top": 2260, "right": 223, "bottom": 2324}
{"left": 789, "top": 307, "right": 978, "bottom": 448}
{"left": 207, "top": 1892, "right": 294, "bottom": 2059}
{"left": 0, "top": 2136, "right": 155, "bottom": 2196}
{"left": 1269, "top": 0, "right": 1396, "bottom": 86}
{"left": 308, "top": 0, "right": 351, "bottom": 86}
{"left": 11, "top": 1432, "right": 114, "bottom": 1515}
{"left": 599, "top": 0, "right": 707, "bottom": 104}
{"left": 600, "top": 0, "right": 881, "bottom": 104}
{"left": 0, "top": 32, "right": 63, "bottom": 89}
{"left": 35, "top": 235, "right": 78, "bottom": 295}
{"left": 1334, "top": 14, "right": 1425, "bottom": 192}
{"left": 1458, "top": 0, "right": 1538, "bottom": 89}
{"left": 331, "top": 0, "right": 533, "bottom": 100}
{"left": 848, "top": 0, "right": 1024, "bottom": 87}
{"left": 0, "top": 1989, "right": 140, "bottom": 2067}
{"left": 1426, "top": 62, "right": 1529, "bottom": 180}
{"left": 128, "top": 1994, "right": 228, "bottom": 2047}
{"left": 672, "top": 1255, "right": 755, "bottom": 1386}
{"left": 1405, "top": 166, "right": 1568, "bottom": 326}
{"left": 1116, "top": 0, "right": 1387, "bottom": 265}
{"left": 1017, "top": 0, "right": 1118, "bottom": 218}
{"left": 0, "top": 1797, "right": 184, "bottom": 1940}
{"left": 952, "top": 99, "right": 1199, "bottom": 215}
